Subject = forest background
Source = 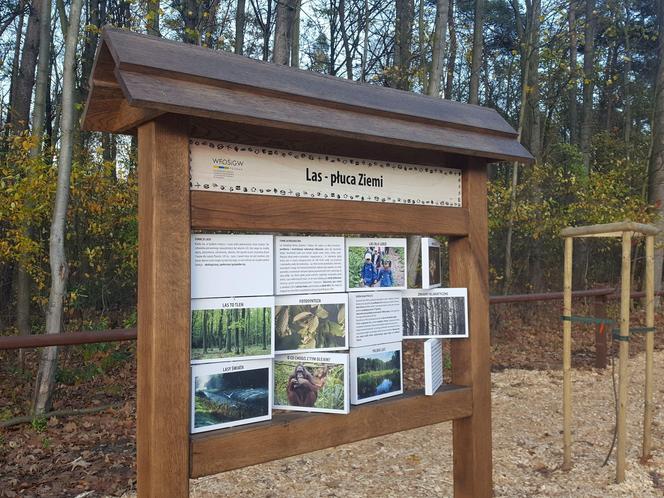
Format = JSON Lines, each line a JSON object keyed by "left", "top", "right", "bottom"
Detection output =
{"left": 1, "top": 0, "right": 664, "bottom": 413}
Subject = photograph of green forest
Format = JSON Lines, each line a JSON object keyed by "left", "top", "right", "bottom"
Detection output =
{"left": 191, "top": 305, "right": 272, "bottom": 361}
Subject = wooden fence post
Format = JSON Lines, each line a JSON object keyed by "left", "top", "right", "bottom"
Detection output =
{"left": 562, "top": 236, "right": 573, "bottom": 470}
{"left": 449, "top": 159, "right": 492, "bottom": 498}
{"left": 137, "top": 117, "right": 191, "bottom": 497}
{"left": 616, "top": 231, "right": 632, "bottom": 483}
{"left": 643, "top": 235, "right": 654, "bottom": 460}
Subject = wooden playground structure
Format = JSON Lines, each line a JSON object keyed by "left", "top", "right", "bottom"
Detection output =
{"left": 560, "top": 221, "right": 659, "bottom": 483}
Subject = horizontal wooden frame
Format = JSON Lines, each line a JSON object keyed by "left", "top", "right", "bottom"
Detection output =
{"left": 191, "top": 191, "right": 470, "bottom": 236}
{"left": 190, "top": 384, "right": 472, "bottom": 477}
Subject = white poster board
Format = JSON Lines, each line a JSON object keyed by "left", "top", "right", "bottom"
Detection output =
{"left": 190, "top": 296, "right": 275, "bottom": 363}
{"left": 348, "top": 292, "right": 403, "bottom": 347}
{"left": 350, "top": 341, "right": 403, "bottom": 405}
{"left": 421, "top": 237, "right": 442, "bottom": 289}
{"left": 273, "top": 352, "right": 350, "bottom": 414}
{"left": 275, "top": 236, "right": 345, "bottom": 295}
{"left": 346, "top": 238, "right": 407, "bottom": 292}
{"left": 189, "top": 139, "right": 462, "bottom": 207}
{"left": 424, "top": 338, "right": 444, "bottom": 395}
{"left": 191, "top": 359, "right": 273, "bottom": 433}
{"left": 191, "top": 234, "right": 274, "bottom": 298}
{"left": 274, "top": 293, "right": 348, "bottom": 353}
{"left": 401, "top": 288, "right": 469, "bottom": 339}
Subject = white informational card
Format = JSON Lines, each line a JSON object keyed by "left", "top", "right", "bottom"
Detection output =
{"left": 348, "top": 292, "right": 403, "bottom": 347}
{"left": 191, "top": 297, "right": 275, "bottom": 364}
{"left": 346, "top": 238, "right": 407, "bottom": 292}
{"left": 421, "top": 237, "right": 442, "bottom": 289}
{"left": 191, "top": 359, "right": 273, "bottom": 433}
{"left": 275, "top": 236, "right": 345, "bottom": 295}
{"left": 424, "top": 338, "right": 444, "bottom": 395}
{"left": 273, "top": 352, "right": 350, "bottom": 414}
{"left": 189, "top": 138, "right": 462, "bottom": 207}
{"left": 350, "top": 342, "right": 403, "bottom": 405}
{"left": 401, "top": 288, "right": 469, "bottom": 339}
{"left": 274, "top": 293, "right": 348, "bottom": 354}
{"left": 191, "top": 234, "right": 274, "bottom": 298}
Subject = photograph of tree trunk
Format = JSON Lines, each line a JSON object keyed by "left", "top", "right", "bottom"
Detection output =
{"left": 191, "top": 297, "right": 274, "bottom": 362}
{"left": 401, "top": 289, "right": 468, "bottom": 338}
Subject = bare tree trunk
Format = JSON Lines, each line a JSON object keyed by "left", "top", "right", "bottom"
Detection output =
{"left": 568, "top": 0, "right": 578, "bottom": 145}
{"left": 426, "top": 0, "right": 448, "bottom": 96}
{"left": 273, "top": 0, "right": 297, "bottom": 65}
{"left": 339, "top": 0, "right": 353, "bottom": 78}
{"left": 444, "top": 0, "right": 456, "bottom": 99}
{"left": 290, "top": 0, "right": 300, "bottom": 67}
{"left": 394, "top": 0, "right": 414, "bottom": 90}
{"left": 146, "top": 0, "right": 160, "bottom": 36}
{"left": 9, "top": 0, "right": 41, "bottom": 129}
{"left": 234, "top": 0, "right": 245, "bottom": 54}
{"left": 580, "top": 0, "right": 595, "bottom": 172}
{"left": 649, "top": 0, "right": 664, "bottom": 296}
{"left": 623, "top": 4, "right": 632, "bottom": 143}
{"left": 32, "top": 0, "right": 83, "bottom": 416}
{"left": 406, "top": 236, "right": 421, "bottom": 288}
{"left": 468, "top": 0, "right": 484, "bottom": 104}
{"left": 360, "top": 0, "right": 369, "bottom": 82}
{"left": 6, "top": 0, "right": 25, "bottom": 127}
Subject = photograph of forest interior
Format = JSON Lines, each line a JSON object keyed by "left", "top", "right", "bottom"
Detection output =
{"left": 2, "top": 0, "right": 664, "bottom": 494}
{"left": 191, "top": 304, "right": 272, "bottom": 361}
{"left": 402, "top": 294, "right": 467, "bottom": 337}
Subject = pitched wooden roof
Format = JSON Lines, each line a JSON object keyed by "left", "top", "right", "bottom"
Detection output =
{"left": 82, "top": 27, "right": 533, "bottom": 164}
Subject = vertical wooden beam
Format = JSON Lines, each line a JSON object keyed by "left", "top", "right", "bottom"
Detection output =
{"left": 593, "top": 295, "right": 607, "bottom": 369}
{"left": 137, "top": 117, "right": 191, "bottom": 497}
{"left": 562, "top": 236, "right": 573, "bottom": 470}
{"left": 642, "top": 235, "right": 654, "bottom": 460}
{"left": 616, "top": 231, "right": 632, "bottom": 483}
{"left": 449, "top": 158, "right": 492, "bottom": 498}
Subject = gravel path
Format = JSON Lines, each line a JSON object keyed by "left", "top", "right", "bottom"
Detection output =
{"left": 138, "top": 350, "right": 664, "bottom": 497}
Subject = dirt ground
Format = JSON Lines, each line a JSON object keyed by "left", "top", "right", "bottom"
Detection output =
{"left": 2, "top": 303, "right": 664, "bottom": 497}
{"left": 165, "top": 349, "right": 663, "bottom": 498}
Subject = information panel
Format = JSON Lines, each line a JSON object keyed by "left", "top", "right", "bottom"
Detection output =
{"left": 190, "top": 139, "right": 462, "bottom": 207}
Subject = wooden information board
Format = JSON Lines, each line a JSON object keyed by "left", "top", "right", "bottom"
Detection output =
{"left": 82, "top": 27, "right": 533, "bottom": 498}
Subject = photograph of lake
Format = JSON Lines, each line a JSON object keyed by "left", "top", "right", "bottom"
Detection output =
{"left": 355, "top": 347, "right": 402, "bottom": 402}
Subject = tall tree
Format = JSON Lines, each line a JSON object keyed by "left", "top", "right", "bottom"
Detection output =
{"left": 649, "top": 0, "right": 664, "bottom": 294}
{"left": 427, "top": 0, "right": 449, "bottom": 96}
{"left": 235, "top": 0, "right": 245, "bottom": 54}
{"left": 444, "top": 0, "right": 456, "bottom": 99}
{"left": 468, "top": 0, "right": 484, "bottom": 104}
{"left": 32, "top": 0, "right": 83, "bottom": 415}
{"left": 568, "top": 0, "right": 578, "bottom": 145}
{"left": 394, "top": 0, "right": 414, "bottom": 90}
{"left": 273, "top": 0, "right": 298, "bottom": 65}
{"left": 580, "top": 0, "right": 596, "bottom": 171}
{"left": 147, "top": 0, "right": 160, "bottom": 36}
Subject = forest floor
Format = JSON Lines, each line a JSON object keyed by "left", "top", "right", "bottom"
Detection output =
{"left": 1, "top": 302, "right": 663, "bottom": 497}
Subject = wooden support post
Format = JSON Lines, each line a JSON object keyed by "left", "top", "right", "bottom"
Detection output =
{"left": 562, "top": 236, "right": 573, "bottom": 470}
{"left": 616, "top": 231, "right": 632, "bottom": 483}
{"left": 450, "top": 159, "right": 492, "bottom": 498}
{"left": 594, "top": 295, "right": 608, "bottom": 369}
{"left": 137, "top": 117, "right": 191, "bottom": 497}
{"left": 643, "top": 235, "right": 654, "bottom": 460}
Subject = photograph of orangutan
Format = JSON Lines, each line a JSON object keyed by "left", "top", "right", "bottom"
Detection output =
{"left": 274, "top": 359, "right": 347, "bottom": 413}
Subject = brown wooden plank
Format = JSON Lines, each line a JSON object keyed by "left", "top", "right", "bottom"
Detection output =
{"left": 117, "top": 70, "right": 532, "bottom": 163}
{"left": 191, "top": 191, "right": 469, "bottom": 236}
{"left": 190, "top": 385, "right": 472, "bottom": 477}
{"left": 137, "top": 117, "right": 191, "bottom": 497}
{"left": 101, "top": 28, "right": 516, "bottom": 137}
{"left": 449, "top": 158, "right": 492, "bottom": 497}
{"left": 81, "top": 84, "right": 162, "bottom": 133}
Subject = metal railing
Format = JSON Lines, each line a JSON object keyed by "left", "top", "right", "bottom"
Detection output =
{"left": 1, "top": 287, "right": 659, "bottom": 370}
